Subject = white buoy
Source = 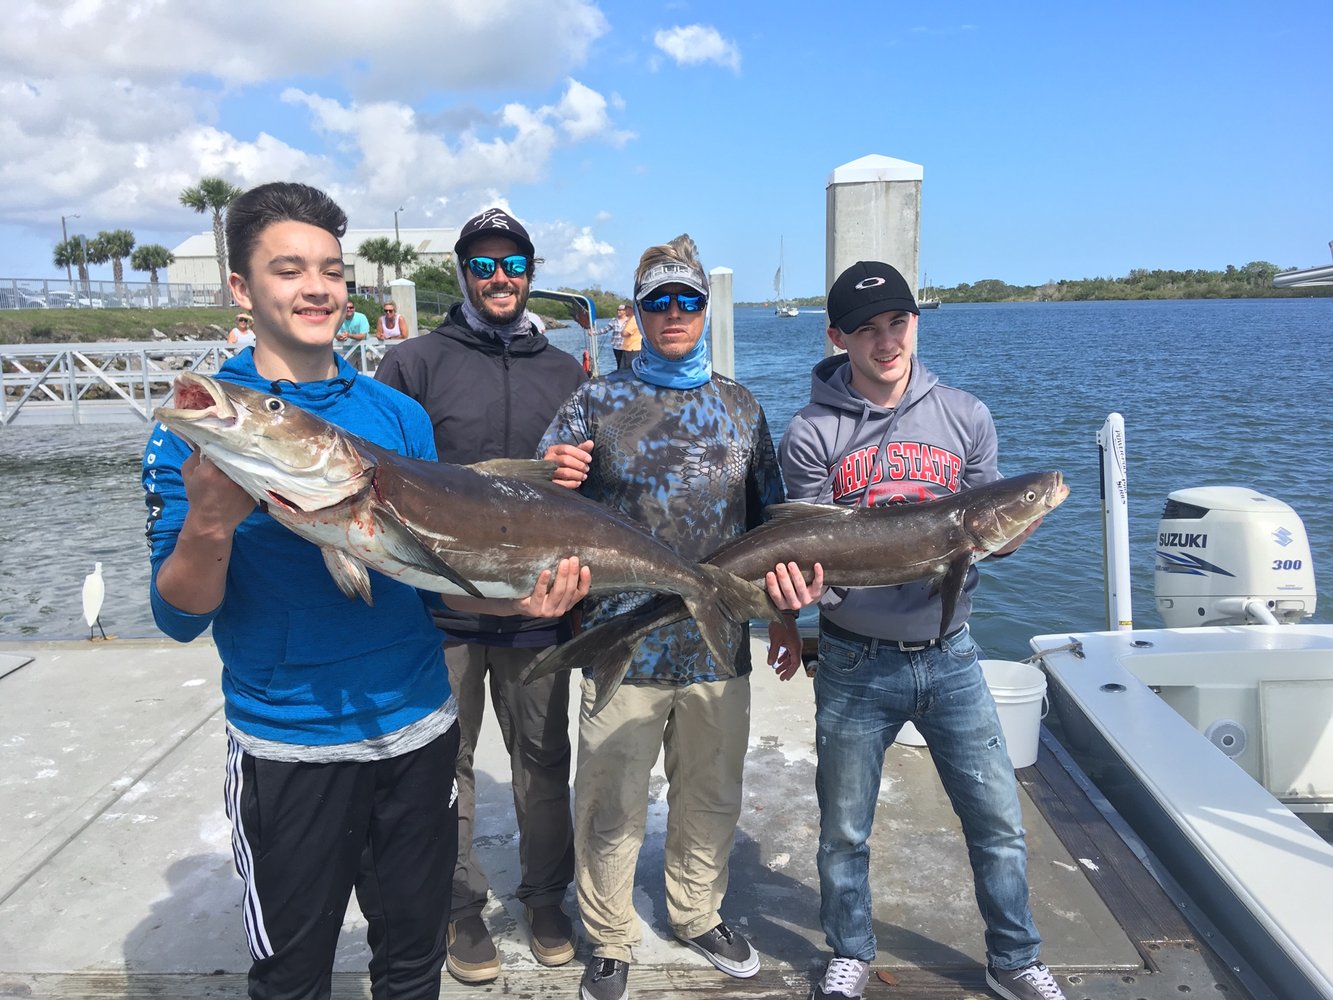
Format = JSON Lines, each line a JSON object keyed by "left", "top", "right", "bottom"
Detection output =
{"left": 82, "top": 562, "right": 107, "bottom": 640}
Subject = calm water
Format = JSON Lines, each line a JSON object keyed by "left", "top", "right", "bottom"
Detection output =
{"left": 2, "top": 298, "right": 1330, "bottom": 661}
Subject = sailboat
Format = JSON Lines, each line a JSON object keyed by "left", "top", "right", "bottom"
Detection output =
{"left": 774, "top": 238, "right": 800, "bottom": 317}
{"left": 919, "top": 272, "right": 941, "bottom": 309}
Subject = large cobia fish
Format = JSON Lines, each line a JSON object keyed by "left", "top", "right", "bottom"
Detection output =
{"left": 525, "top": 472, "right": 1069, "bottom": 713}
{"left": 152, "top": 372, "right": 777, "bottom": 667}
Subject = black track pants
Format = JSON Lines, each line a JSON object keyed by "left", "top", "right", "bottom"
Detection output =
{"left": 225, "top": 725, "right": 460, "bottom": 1000}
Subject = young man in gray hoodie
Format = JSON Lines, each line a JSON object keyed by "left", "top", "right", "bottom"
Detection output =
{"left": 779, "top": 261, "right": 1065, "bottom": 1000}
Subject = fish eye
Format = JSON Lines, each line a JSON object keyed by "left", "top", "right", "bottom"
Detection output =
{"left": 1023, "top": 489, "right": 1037, "bottom": 502}
{"left": 264, "top": 398, "right": 285, "bottom": 413}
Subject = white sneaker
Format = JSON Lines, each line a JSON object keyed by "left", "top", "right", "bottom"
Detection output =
{"left": 811, "top": 956, "right": 870, "bottom": 1000}
{"left": 986, "top": 961, "right": 1067, "bottom": 1000}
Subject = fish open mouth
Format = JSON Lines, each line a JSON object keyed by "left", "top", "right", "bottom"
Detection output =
{"left": 155, "top": 371, "right": 238, "bottom": 427}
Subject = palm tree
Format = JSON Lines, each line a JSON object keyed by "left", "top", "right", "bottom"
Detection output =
{"left": 357, "top": 237, "right": 397, "bottom": 300}
{"left": 179, "top": 176, "right": 242, "bottom": 299}
{"left": 95, "top": 229, "right": 136, "bottom": 296}
{"left": 85, "top": 235, "right": 111, "bottom": 300}
{"left": 392, "top": 240, "right": 419, "bottom": 281}
{"left": 131, "top": 244, "right": 176, "bottom": 306}
{"left": 53, "top": 236, "right": 91, "bottom": 293}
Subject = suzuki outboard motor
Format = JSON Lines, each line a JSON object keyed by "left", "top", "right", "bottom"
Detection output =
{"left": 1155, "top": 487, "right": 1316, "bottom": 627}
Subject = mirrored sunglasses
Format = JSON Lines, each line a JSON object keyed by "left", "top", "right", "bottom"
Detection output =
{"left": 639, "top": 292, "right": 707, "bottom": 313}
{"left": 465, "top": 254, "right": 530, "bottom": 280}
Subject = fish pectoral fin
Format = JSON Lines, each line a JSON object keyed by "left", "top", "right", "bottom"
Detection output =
{"left": 761, "top": 501, "right": 854, "bottom": 524}
{"left": 322, "top": 548, "right": 374, "bottom": 605}
{"left": 467, "top": 458, "right": 560, "bottom": 488}
{"left": 937, "top": 555, "right": 971, "bottom": 637}
{"left": 377, "top": 520, "right": 486, "bottom": 599}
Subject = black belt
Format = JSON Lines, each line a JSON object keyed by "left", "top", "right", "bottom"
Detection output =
{"left": 821, "top": 617, "right": 966, "bottom": 652}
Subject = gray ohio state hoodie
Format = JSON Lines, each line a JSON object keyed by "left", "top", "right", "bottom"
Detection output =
{"left": 779, "top": 353, "right": 1003, "bottom": 641}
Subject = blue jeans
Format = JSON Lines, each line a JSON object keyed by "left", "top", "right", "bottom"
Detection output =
{"left": 813, "top": 622, "right": 1041, "bottom": 970}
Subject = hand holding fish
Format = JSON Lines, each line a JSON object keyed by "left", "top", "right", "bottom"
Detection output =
{"left": 441, "top": 555, "right": 590, "bottom": 619}
{"left": 765, "top": 560, "right": 825, "bottom": 610}
{"left": 154, "top": 449, "right": 260, "bottom": 616}
{"left": 511, "top": 556, "right": 591, "bottom": 618}
{"left": 767, "top": 615, "right": 804, "bottom": 681}
{"left": 764, "top": 560, "right": 824, "bottom": 682}
{"left": 181, "top": 449, "right": 257, "bottom": 534}
{"left": 543, "top": 440, "right": 594, "bottom": 489}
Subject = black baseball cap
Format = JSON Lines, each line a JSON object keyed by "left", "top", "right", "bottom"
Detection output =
{"left": 827, "top": 260, "right": 919, "bottom": 334}
{"left": 454, "top": 208, "right": 535, "bottom": 259}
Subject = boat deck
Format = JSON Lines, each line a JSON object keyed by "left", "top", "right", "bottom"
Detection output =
{"left": 0, "top": 637, "right": 1258, "bottom": 999}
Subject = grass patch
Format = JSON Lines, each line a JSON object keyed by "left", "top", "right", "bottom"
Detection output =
{"left": 0, "top": 308, "right": 237, "bottom": 345}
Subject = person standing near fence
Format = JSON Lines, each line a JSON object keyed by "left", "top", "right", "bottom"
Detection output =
{"left": 375, "top": 207, "right": 588, "bottom": 985}
{"left": 336, "top": 300, "right": 369, "bottom": 343}
{"left": 377, "top": 301, "right": 407, "bottom": 344}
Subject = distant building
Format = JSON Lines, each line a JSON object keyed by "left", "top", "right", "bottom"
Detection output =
{"left": 166, "top": 226, "right": 460, "bottom": 295}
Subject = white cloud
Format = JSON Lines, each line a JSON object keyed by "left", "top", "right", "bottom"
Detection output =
{"left": 0, "top": 0, "right": 609, "bottom": 97}
{"left": 653, "top": 24, "right": 742, "bottom": 73}
{"left": 532, "top": 221, "right": 618, "bottom": 287}
{"left": 0, "top": 2, "right": 626, "bottom": 248}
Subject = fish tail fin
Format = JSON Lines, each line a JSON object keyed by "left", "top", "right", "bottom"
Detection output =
{"left": 689, "top": 564, "right": 780, "bottom": 667}
{"left": 522, "top": 597, "right": 689, "bottom": 716}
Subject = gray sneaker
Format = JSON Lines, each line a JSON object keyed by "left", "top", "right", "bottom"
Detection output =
{"left": 811, "top": 956, "right": 870, "bottom": 1000}
{"left": 986, "top": 961, "right": 1068, "bottom": 1000}
{"left": 675, "top": 921, "right": 759, "bottom": 978}
{"left": 580, "top": 957, "right": 629, "bottom": 1000}
{"left": 444, "top": 914, "right": 499, "bottom": 984}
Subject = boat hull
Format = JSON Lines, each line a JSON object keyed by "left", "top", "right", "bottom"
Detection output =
{"left": 1032, "top": 625, "right": 1333, "bottom": 1000}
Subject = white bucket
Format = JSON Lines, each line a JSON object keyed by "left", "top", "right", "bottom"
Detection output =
{"left": 896, "top": 720, "right": 928, "bottom": 747}
{"left": 981, "top": 659, "right": 1048, "bottom": 769}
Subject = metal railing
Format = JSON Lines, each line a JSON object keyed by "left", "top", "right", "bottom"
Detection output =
{"left": 0, "top": 340, "right": 395, "bottom": 428}
{"left": 1, "top": 342, "right": 235, "bottom": 426}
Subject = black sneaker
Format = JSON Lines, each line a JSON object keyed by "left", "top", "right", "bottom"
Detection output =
{"left": 526, "top": 903, "right": 576, "bottom": 966}
{"left": 674, "top": 921, "right": 759, "bottom": 978}
{"left": 445, "top": 914, "right": 500, "bottom": 984}
{"left": 580, "top": 957, "right": 629, "bottom": 1000}
{"left": 986, "top": 961, "right": 1068, "bottom": 1000}
{"left": 811, "top": 956, "right": 870, "bottom": 1000}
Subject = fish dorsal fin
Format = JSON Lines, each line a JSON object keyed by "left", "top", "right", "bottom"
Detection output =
{"left": 467, "top": 458, "right": 560, "bottom": 488}
{"left": 322, "top": 547, "right": 374, "bottom": 605}
{"left": 762, "top": 501, "right": 855, "bottom": 524}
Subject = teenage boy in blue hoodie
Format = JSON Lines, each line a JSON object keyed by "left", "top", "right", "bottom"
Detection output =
{"left": 142, "top": 181, "right": 588, "bottom": 1000}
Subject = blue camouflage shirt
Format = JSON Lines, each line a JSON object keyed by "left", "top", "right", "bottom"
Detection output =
{"left": 538, "top": 369, "right": 784, "bottom": 684}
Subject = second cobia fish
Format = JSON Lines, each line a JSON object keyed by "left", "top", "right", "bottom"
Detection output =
{"left": 525, "top": 472, "right": 1069, "bottom": 713}
{"left": 152, "top": 372, "right": 777, "bottom": 668}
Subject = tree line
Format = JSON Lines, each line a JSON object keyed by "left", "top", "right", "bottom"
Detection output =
{"left": 52, "top": 176, "right": 429, "bottom": 303}
{"left": 937, "top": 262, "right": 1332, "bottom": 303}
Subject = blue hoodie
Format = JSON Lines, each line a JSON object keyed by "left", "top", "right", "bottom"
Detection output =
{"left": 143, "top": 350, "right": 450, "bottom": 746}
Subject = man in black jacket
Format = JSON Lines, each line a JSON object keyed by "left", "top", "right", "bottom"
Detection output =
{"left": 376, "top": 208, "right": 587, "bottom": 985}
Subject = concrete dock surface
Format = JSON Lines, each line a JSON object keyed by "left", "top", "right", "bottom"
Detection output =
{"left": 0, "top": 638, "right": 1246, "bottom": 999}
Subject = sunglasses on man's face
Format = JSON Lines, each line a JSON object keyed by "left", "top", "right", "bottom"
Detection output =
{"left": 384, "top": 307, "right": 396, "bottom": 313}
{"left": 464, "top": 255, "right": 531, "bottom": 280}
{"left": 639, "top": 292, "right": 707, "bottom": 313}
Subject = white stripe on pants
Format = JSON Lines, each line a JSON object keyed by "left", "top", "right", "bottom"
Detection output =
{"left": 574, "top": 674, "right": 750, "bottom": 962}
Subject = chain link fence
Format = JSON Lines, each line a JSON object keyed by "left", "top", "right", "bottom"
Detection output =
{"left": 0, "top": 277, "right": 233, "bottom": 311}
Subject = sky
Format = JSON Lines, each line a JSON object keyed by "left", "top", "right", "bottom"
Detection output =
{"left": 1, "top": 1, "right": 1330, "bottom": 302}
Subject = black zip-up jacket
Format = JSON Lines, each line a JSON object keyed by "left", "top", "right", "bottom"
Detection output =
{"left": 375, "top": 303, "right": 588, "bottom": 645}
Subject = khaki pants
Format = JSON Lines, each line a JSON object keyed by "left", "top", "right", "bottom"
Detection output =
{"left": 574, "top": 674, "right": 751, "bottom": 961}
{"left": 446, "top": 642, "right": 574, "bottom": 919}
